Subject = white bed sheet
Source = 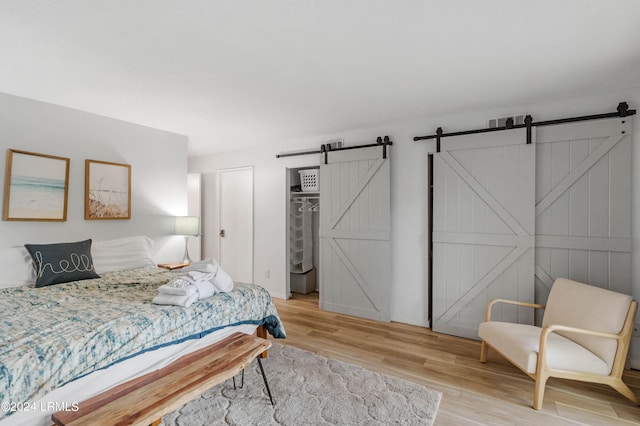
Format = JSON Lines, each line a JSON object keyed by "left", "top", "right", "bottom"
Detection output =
{"left": 1, "top": 323, "right": 258, "bottom": 426}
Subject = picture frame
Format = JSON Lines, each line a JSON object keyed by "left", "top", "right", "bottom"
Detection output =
{"left": 85, "top": 159, "right": 131, "bottom": 220}
{"left": 3, "top": 149, "right": 70, "bottom": 221}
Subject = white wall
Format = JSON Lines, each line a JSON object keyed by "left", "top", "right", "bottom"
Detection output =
{"left": 0, "top": 92, "right": 190, "bottom": 263}
{"left": 186, "top": 173, "right": 202, "bottom": 262}
{"left": 189, "top": 87, "right": 640, "bottom": 363}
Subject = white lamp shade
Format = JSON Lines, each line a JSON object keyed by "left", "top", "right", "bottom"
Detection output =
{"left": 175, "top": 216, "right": 200, "bottom": 236}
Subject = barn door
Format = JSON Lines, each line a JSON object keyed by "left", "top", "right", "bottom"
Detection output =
{"left": 534, "top": 117, "right": 632, "bottom": 310}
{"left": 320, "top": 145, "right": 391, "bottom": 321}
{"left": 432, "top": 129, "right": 535, "bottom": 339}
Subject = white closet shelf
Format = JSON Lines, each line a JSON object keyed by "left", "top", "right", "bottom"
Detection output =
{"left": 291, "top": 192, "right": 319, "bottom": 201}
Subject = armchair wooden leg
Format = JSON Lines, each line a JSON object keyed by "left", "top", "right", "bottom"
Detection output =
{"left": 610, "top": 379, "right": 640, "bottom": 405}
{"left": 533, "top": 373, "right": 549, "bottom": 410}
{"left": 480, "top": 341, "right": 489, "bottom": 363}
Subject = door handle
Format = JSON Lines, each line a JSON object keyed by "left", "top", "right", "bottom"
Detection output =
{"left": 219, "top": 229, "right": 225, "bottom": 237}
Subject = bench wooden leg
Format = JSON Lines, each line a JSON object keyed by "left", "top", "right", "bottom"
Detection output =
{"left": 256, "top": 357, "right": 274, "bottom": 405}
{"left": 150, "top": 420, "right": 161, "bottom": 426}
{"left": 256, "top": 325, "right": 268, "bottom": 358}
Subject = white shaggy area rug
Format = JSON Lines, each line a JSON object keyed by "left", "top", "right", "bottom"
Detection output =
{"left": 161, "top": 342, "right": 442, "bottom": 425}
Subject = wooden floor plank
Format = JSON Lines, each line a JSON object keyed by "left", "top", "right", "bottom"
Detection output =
{"left": 273, "top": 293, "right": 640, "bottom": 425}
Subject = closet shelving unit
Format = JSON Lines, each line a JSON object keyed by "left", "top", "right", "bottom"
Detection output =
{"left": 289, "top": 191, "right": 318, "bottom": 274}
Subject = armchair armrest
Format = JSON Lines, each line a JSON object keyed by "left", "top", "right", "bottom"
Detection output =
{"left": 540, "top": 323, "right": 623, "bottom": 344}
{"left": 485, "top": 298, "right": 545, "bottom": 322}
{"left": 537, "top": 323, "right": 625, "bottom": 373}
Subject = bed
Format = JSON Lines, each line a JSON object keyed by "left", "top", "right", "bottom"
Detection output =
{"left": 0, "top": 236, "right": 286, "bottom": 426}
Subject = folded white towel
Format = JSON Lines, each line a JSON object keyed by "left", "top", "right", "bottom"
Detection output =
{"left": 205, "top": 262, "right": 219, "bottom": 274}
{"left": 181, "top": 259, "right": 218, "bottom": 274}
{"left": 152, "top": 292, "right": 198, "bottom": 307}
{"left": 168, "top": 277, "right": 195, "bottom": 287}
{"left": 158, "top": 283, "right": 198, "bottom": 297}
{"left": 181, "top": 259, "right": 211, "bottom": 270}
{"left": 187, "top": 270, "right": 216, "bottom": 282}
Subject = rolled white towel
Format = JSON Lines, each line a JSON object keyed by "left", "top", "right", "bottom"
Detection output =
{"left": 158, "top": 282, "right": 198, "bottom": 296}
{"left": 193, "top": 280, "right": 216, "bottom": 299}
{"left": 152, "top": 292, "right": 198, "bottom": 307}
{"left": 211, "top": 264, "right": 234, "bottom": 293}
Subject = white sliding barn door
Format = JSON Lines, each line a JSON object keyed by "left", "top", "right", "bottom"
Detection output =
{"left": 320, "top": 145, "right": 391, "bottom": 321}
{"left": 535, "top": 117, "right": 633, "bottom": 308}
{"left": 432, "top": 129, "right": 535, "bottom": 339}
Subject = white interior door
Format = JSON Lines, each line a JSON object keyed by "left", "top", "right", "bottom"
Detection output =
{"left": 534, "top": 117, "right": 633, "bottom": 310}
{"left": 432, "top": 129, "right": 535, "bottom": 339}
{"left": 219, "top": 167, "right": 253, "bottom": 283}
{"left": 320, "top": 145, "right": 391, "bottom": 321}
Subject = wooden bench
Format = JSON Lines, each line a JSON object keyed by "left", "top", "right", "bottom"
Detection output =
{"left": 52, "top": 332, "right": 272, "bottom": 426}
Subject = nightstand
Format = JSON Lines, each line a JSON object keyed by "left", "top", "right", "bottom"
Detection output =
{"left": 157, "top": 262, "right": 189, "bottom": 270}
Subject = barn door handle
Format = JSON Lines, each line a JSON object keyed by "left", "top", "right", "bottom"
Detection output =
{"left": 219, "top": 229, "right": 225, "bottom": 237}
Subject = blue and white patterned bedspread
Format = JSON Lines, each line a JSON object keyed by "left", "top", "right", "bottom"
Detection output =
{"left": 0, "top": 267, "right": 285, "bottom": 419}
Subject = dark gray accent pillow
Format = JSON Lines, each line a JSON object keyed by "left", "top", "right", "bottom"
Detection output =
{"left": 25, "top": 239, "right": 100, "bottom": 288}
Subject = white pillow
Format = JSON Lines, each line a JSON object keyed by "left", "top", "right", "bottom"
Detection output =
{"left": 92, "top": 236, "right": 156, "bottom": 274}
{"left": 0, "top": 246, "right": 36, "bottom": 288}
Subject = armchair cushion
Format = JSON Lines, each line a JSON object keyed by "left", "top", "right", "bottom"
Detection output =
{"left": 478, "top": 321, "right": 609, "bottom": 375}
{"left": 543, "top": 278, "right": 632, "bottom": 372}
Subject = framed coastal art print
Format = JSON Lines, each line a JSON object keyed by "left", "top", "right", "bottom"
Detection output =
{"left": 3, "top": 149, "right": 70, "bottom": 221}
{"left": 85, "top": 159, "right": 131, "bottom": 220}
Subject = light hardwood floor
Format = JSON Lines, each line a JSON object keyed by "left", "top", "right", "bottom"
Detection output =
{"left": 270, "top": 292, "right": 640, "bottom": 425}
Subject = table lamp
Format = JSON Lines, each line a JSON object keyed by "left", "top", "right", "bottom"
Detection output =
{"left": 175, "top": 216, "right": 200, "bottom": 264}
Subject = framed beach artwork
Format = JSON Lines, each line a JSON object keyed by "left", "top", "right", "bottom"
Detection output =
{"left": 3, "top": 149, "right": 70, "bottom": 221}
{"left": 85, "top": 159, "right": 131, "bottom": 220}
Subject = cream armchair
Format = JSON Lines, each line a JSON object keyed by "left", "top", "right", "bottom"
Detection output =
{"left": 478, "top": 277, "right": 638, "bottom": 409}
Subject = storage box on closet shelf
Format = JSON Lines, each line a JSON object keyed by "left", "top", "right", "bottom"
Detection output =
{"left": 298, "top": 169, "right": 319, "bottom": 192}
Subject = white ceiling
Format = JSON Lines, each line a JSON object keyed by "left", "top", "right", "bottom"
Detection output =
{"left": 1, "top": 1, "right": 640, "bottom": 156}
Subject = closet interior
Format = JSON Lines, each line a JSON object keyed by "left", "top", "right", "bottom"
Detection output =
{"left": 288, "top": 166, "right": 320, "bottom": 295}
